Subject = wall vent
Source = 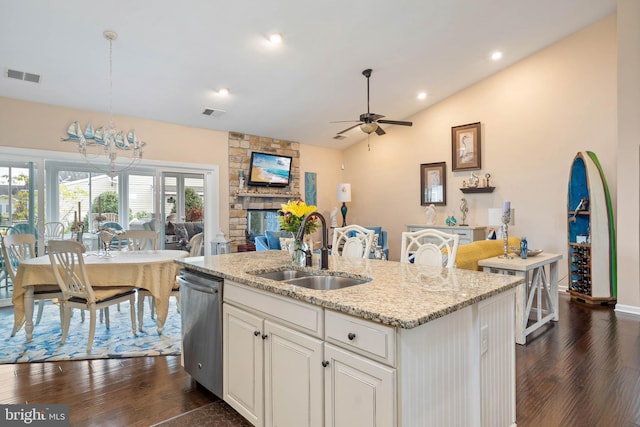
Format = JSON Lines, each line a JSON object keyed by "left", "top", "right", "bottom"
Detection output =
{"left": 202, "top": 108, "right": 225, "bottom": 117}
{"left": 6, "top": 69, "right": 41, "bottom": 83}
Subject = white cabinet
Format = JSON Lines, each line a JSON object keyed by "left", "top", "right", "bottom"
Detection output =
{"left": 264, "top": 320, "right": 323, "bottom": 427}
{"left": 223, "top": 281, "right": 396, "bottom": 427}
{"left": 223, "top": 303, "right": 324, "bottom": 427}
{"left": 223, "top": 304, "right": 263, "bottom": 426}
{"left": 406, "top": 224, "right": 487, "bottom": 244}
{"left": 324, "top": 343, "right": 396, "bottom": 427}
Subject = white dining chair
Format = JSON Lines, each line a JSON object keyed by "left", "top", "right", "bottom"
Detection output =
{"left": 400, "top": 228, "right": 460, "bottom": 268}
{"left": 2, "top": 233, "right": 64, "bottom": 336}
{"left": 116, "top": 229, "right": 158, "bottom": 251}
{"left": 331, "top": 225, "right": 375, "bottom": 259}
{"left": 48, "top": 240, "right": 137, "bottom": 353}
{"left": 43, "top": 221, "right": 64, "bottom": 249}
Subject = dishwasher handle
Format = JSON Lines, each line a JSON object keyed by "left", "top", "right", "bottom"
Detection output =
{"left": 177, "top": 276, "right": 219, "bottom": 294}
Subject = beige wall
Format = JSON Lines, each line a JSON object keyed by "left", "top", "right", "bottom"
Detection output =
{"left": 299, "top": 144, "right": 345, "bottom": 218}
{"left": 0, "top": 96, "right": 231, "bottom": 234}
{"left": 342, "top": 16, "right": 618, "bottom": 291}
{"left": 617, "top": 0, "right": 640, "bottom": 311}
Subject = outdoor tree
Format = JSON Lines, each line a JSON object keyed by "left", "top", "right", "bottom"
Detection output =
{"left": 185, "top": 187, "right": 203, "bottom": 222}
{"left": 170, "top": 187, "right": 203, "bottom": 222}
{"left": 1, "top": 173, "right": 36, "bottom": 223}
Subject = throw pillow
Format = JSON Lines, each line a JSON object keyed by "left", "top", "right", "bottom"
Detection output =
{"left": 279, "top": 237, "right": 294, "bottom": 252}
{"left": 370, "top": 233, "right": 379, "bottom": 253}
{"left": 174, "top": 224, "right": 190, "bottom": 251}
{"left": 266, "top": 230, "right": 283, "bottom": 250}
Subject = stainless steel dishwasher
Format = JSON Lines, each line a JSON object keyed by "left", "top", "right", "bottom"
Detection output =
{"left": 178, "top": 269, "right": 223, "bottom": 398}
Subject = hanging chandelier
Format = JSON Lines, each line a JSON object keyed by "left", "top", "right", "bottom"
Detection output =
{"left": 62, "top": 30, "right": 145, "bottom": 178}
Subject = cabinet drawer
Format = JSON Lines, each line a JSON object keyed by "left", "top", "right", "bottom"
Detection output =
{"left": 225, "top": 281, "right": 324, "bottom": 338}
{"left": 325, "top": 310, "right": 396, "bottom": 367}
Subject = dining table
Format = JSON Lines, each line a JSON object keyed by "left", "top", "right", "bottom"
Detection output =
{"left": 12, "top": 249, "right": 189, "bottom": 341}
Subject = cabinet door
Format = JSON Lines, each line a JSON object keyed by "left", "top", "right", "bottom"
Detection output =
{"left": 223, "top": 304, "right": 264, "bottom": 427}
{"left": 324, "top": 343, "right": 396, "bottom": 427}
{"left": 264, "top": 320, "right": 324, "bottom": 427}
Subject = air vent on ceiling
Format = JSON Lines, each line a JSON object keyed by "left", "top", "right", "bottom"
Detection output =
{"left": 6, "top": 69, "right": 41, "bottom": 83}
{"left": 333, "top": 135, "right": 347, "bottom": 140}
{"left": 202, "top": 108, "right": 225, "bottom": 117}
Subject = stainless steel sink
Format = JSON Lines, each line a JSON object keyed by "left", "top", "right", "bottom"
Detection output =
{"left": 252, "top": 269, "right": 317, "bottom": 281}
{"left": 250, "top": 269, "right": 370, "bottom": 290}
{"left": 285, "top": 275, "right": 369, "bottom": 291}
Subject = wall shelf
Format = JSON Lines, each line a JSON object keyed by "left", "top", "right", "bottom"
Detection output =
{"left": 460, "top": 186, "right": 495, "bottom": 194}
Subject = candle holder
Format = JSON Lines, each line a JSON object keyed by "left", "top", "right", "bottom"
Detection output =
{"left": 498, "top": 211, "right": 513, "bottom": 259}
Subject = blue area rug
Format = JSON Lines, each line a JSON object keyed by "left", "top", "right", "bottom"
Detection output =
{"left": 0, "top": 299, "right": 181, "bottom": 363}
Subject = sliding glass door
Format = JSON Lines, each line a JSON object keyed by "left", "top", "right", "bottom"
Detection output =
{"left": 0, "top": 161, "right": 37, "bottom": 305}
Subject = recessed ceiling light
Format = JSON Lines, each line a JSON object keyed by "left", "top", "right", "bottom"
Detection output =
{"left": 218, "top": 88, "right": 230, "bottom": 96}
{"left": 417, "top": 91, "right": 427, "bottom": 100}
{"left": 491, "top": 51, "right": 503, "bottom": 61}
{"left": 269, "top": 33, "right": 283, "bottom": 44}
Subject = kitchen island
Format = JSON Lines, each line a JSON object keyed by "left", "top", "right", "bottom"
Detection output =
{"left": 176, "top": 251, "right": 523, "bottom": 427}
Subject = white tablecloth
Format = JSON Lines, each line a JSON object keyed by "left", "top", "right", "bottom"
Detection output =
{"left": 12, "top": 250, "right": 188, "bottom": 338}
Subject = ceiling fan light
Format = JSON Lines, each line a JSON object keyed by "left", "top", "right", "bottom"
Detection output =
{"left": 360, "top": 122, "right": 378, "bottom": 134}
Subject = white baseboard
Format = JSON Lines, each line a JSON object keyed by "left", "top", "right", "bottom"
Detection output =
{"left": 614, "top": 304, "right": 640, "bottom": 318}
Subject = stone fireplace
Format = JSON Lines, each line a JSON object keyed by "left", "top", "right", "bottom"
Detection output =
{"left": 247, "top": 209, "right": 280, "bottom": 237}
{"left": 228, "top": 132, "right": 301, "bottom": 252}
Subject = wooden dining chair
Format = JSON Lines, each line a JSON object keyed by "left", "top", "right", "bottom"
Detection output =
{"left": 43, "top": 222, "right": 64, "bottom": 250}
{"left": 331, "top": 225, "right": 375, "bottom": 259}
{"left": 188, "top": 232, "right": 204, "bottom": 257}
{"left": 116, "top": 229, "right": 158, "bottom": 251}
{"left": 2, "top": 233, "right": 63, "bottom": 336}
{"left": 48, "top": 240, "right": 137, "bottom": 353}
{"left": 136, "top": 232, "right": 201, "bottom": 332}
{"left": 400, "top": 228, "right": 460, "bottom": 268}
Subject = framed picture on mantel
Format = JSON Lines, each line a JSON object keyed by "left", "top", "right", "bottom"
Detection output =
{"left": 420, "top": 162, "right": 446, "bottom": 206}
{"left": 452, "top": 122, "right": 481, "bottom": 171}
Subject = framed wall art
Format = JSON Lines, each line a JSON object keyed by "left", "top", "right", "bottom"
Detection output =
{"left": 451, "top": 122, "right": 481, "bottom": 171}
{"left": 420, "top": 162, "right": 446, "bottom": 206}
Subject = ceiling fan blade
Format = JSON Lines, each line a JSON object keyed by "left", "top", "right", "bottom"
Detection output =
{"left": 377, "top": 119, "right": 413, "bottom": 127}
{"left": 336, "top": 123, "right": 363, "bottom": 135}
{"left": 330, "top": 120, "right": 360, "bottom": 123}
{"left": 375, "top": 126, "right": 386, "bottom": 136}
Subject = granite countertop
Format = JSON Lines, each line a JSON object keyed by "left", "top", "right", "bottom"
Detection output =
{"left": 176, "top": 251, "right": 523, "bottom": 329}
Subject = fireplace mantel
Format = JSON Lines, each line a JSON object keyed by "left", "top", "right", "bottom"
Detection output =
{"left": 234, "top": 191, "right": 300, "bottom": 199}
{"left": 234, "top": 191, "right": 301, "bottom": 208}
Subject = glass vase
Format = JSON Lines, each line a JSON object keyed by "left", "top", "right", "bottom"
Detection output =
{"left": 289, "top": 239, "right": 308, "bottom": 268}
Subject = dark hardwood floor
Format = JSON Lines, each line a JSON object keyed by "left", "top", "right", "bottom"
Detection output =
{"left": 1, "top": 293, "right": 639, "bottom": 426}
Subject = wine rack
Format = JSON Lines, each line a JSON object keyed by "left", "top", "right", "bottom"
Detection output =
{"left": 567, "top": 151, "right": 616, "bottom": 305}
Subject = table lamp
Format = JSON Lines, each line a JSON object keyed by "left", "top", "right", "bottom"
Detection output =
{"left": 488, "top": 202, "right": 515, "bottom": 258}
{"left": 337, "top": 183, "right": 351, "bottom": 227}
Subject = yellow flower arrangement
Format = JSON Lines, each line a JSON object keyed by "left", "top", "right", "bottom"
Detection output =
{"left": 278, "top": 199, "right": 319, "bottom": 235}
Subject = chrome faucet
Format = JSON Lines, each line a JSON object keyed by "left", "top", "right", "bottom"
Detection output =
{"left": 296, "top": 211, "right": 329, "bottom": 269}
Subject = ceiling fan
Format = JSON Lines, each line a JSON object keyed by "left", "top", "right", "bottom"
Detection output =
{"left": 334, "top": 68, "right": 413, "bottom": 137}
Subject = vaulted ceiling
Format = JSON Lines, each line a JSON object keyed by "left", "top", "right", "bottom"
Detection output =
{"left": 0, "top": 0, "right": 616, "bottom": 148}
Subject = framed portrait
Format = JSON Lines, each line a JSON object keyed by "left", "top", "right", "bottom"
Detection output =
{"left": 420, "top": 162, "right": 446, "bottom": 206}
{"left": 451, "top": 122, "right": 481, "bottom": 171}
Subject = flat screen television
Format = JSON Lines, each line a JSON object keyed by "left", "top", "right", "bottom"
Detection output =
{"left": 247, "top": 152, "right": 292, "bottom": 188}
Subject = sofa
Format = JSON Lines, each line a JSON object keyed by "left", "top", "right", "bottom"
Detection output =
{"left": 151, "top": 221, "right": 203, "bottom": 251}
{"left": 455, "top": 237, "right": 521, "bottom": 270}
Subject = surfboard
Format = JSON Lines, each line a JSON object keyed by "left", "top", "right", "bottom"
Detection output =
{"left": 567, "top": 151, "right": 616, "bottom": 304}
{"left": 567, "top": 151, "right": 617, "bottom": 304}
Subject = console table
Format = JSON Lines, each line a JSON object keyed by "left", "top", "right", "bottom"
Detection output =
{"left": 406, "top": 224, "right": 487, "bottom": 245}
{"left": 478, "top": 252, "right": 562, "bottom": 345}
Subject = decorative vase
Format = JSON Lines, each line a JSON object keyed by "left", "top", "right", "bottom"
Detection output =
{"left": 289, "top": 239, "right": 308, "bottom": 268}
